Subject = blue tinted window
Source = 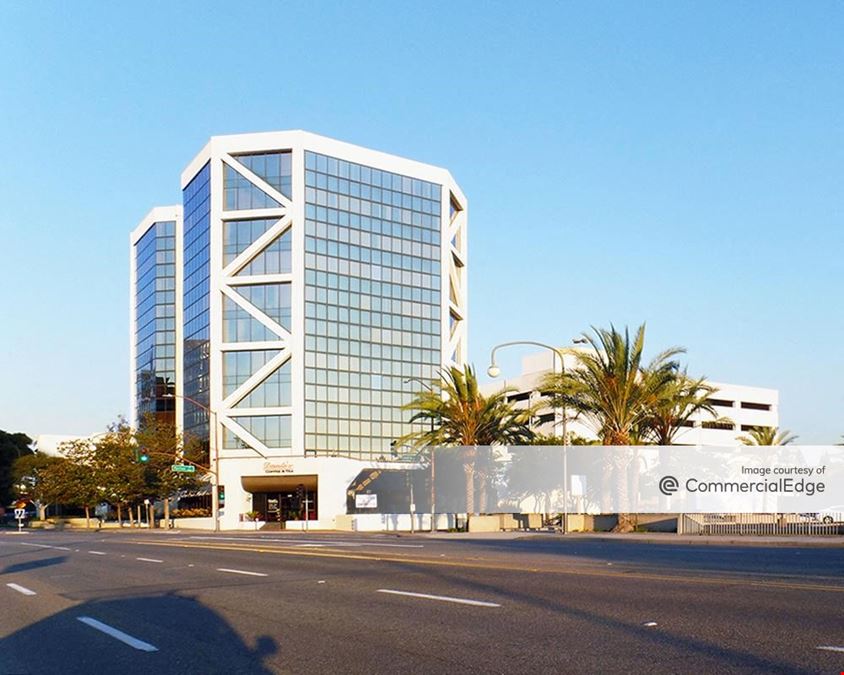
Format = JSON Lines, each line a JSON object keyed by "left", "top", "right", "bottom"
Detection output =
{"left": 223, "top": 164, "right": 282, "bottom": 211}
{"left": 135, "top": 220, "right": 177, "bottom": 423}
{"left": 233, "top": 152, "right": 292, "bottom": 199}
{"left": 182, "top": 163, "right": 211, "bottom": 442}
{"left": 302, "top": 151, "right": 442, "bottom": 461}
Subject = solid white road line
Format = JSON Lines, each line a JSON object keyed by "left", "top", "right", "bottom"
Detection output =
{"left": 816, "top": 645, "right": 844, "bottom": 653}
{"left": 376, "top": 589, "right": 501, "bottom": 607}
{"left": 136, "top": 557, "right": 163, "bottom": 563}
{"left": 217, "top": 568, "right": 268, "bottom": 577}
{"left": 76, "top": 617, "right": 158, "bottom": 652}
{"left": 88, "top": 551, "right": 107, "bottom": 556}
{"left": 6, "top": 583, "right": 36, "bottom": 596}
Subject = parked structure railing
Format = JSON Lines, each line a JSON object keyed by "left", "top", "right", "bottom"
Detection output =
{"left": 678, "top": 513, "right": 844, "bottom": 536}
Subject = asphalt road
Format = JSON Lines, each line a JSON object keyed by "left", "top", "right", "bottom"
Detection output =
{"left": 1, "top": 530, "right": 842, "bottom": 674}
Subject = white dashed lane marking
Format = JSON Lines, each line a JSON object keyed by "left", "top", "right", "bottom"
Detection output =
{"left": 217, "top": 568, "right": 268, "bottom": 577}
{"left": 377, "top": 589, "right": 501, "bottom": 607}
{"left": 77, "top": 617, "right": 158, "bottom": 652}
{"left": 6, "top": 583, "right": 37, "bottom": 596}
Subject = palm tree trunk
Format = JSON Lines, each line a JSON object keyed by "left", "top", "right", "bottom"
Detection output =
{"left": 629, "top": 447, "right": 640, "bottom": 512}
{"left": 463, "top": 462, "right": 475, "bottom": 515}
{"left": 84, "top": 505, "right": 90, "bottom": 530}
{"left": 613, "top": 448, "right": 634, "bottom": 532}
{"left": 116, "top": 503, "right": 123, "bottom": 527}
{"left": 163, "top": 497, "right": 170, "bottom": 529}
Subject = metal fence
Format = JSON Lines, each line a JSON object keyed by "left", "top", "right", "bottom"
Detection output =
{"left": 678, "top": 513, "right": 844, "bottom": 536}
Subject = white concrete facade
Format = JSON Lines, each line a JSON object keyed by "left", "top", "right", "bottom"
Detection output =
{"left": 483, "top": 350, "right": 779, "bottom": 445}
{"left": 132, "top": 131, "right": 467, "bottom": 530}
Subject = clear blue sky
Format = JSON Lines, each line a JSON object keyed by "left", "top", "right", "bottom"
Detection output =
{"left": 1, "top": 2, "right": 841, "bottom": 442}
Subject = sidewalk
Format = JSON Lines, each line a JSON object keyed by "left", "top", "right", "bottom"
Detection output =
{"left": 417, "top": 530, "right": 844, "bottom": 547}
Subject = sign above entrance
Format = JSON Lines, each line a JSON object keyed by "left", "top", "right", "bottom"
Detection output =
{"left": 264, "top": 461, "right": 293, "bottom": 474}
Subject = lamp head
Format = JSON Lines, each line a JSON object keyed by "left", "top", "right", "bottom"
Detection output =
{"left": 487, "top": 364, "right": 501, "bottom": 378}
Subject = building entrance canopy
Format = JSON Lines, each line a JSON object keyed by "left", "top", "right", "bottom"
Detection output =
{"left": 241, "top": 474, "right": 318, "bottom": 493}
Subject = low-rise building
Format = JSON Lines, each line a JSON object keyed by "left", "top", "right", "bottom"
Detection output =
{"left": 483, "top": 350, "right": 779, "bottom": 445}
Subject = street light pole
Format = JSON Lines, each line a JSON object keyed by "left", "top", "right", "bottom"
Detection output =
{"left": 487, "top": 340, "right": 584, "bottom": 535}
{"left": 162, "top": 392, "right": 220, "bottom": 533}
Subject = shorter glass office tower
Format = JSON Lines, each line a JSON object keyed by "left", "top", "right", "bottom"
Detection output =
{"left": 130, "top": 131, "right": 467, "bottom": 529}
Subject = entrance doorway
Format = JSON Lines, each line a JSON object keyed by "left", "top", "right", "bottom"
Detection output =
{"left": 242, "top": 474, "right": 318, "bottom": 525}
{"left": 252, "top": 488, "right": 317, "bottom": 524}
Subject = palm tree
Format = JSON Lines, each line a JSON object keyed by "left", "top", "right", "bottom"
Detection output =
{"left": 542, "top": 323, "right": 683, "bottom": 522}
{"left": 400, "top": 365, "right": 535, "bottom": 513}
{"left": 738, "top": 426, "right": 797, "bottom": 446}
{"left": 542, "top": 324, "right": 683, "bottom": 445}
{"left": 640, "top": 371, "right": 720, "bottom": 445}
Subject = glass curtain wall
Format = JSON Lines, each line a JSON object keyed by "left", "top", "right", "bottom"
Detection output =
{"left": 135, "top": 220, "right": 177, "bottom": 424}
{"left": 303, "top": 152, "right": 442, "bottom": 461}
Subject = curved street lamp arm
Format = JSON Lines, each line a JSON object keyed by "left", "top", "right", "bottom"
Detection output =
{"left": 488, "top": 341, "right": 566, "bottom": 373}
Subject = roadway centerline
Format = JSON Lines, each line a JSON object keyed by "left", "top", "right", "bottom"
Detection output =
{"left": 377, "top": 589, "right": 501, "bottom": 607}
{"left": 816, "top": 645, "right": 844, "bottom": 653}
{"left": 6, "top": 583, "right": 37, "bottom": 596}
{"left": 189, "top": 535, "right": 424, "bottom": 549}
{"left": 77, "top": 617, "right": 158, "bottom": 652}
{"left": 136, "top": 557, "right": 163, "bottom": 563}
{"left": 217, "top": 567, "right": 269, "bottom": 577}
{"left": 88, "top": 551, "right": 107, "bottom": 556}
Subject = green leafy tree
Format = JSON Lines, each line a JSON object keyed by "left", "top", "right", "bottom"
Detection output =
{"left": 51, "top": 439, "right": 104, "bottom": 529}
{"left": 0, "top": 430, "right": 34, "bottom": 506}
{"left": 399, "top": 365, "right": 535, "bottom": 513}
{"left": 738, "top": 426, "right": 797, "bottom": 446}
{"left": 12, "top": 453, "right": 62, "bottom": 520}
{"left": 95, "top": 420, "right": 147, "bottom": 526}
{"left": 135, "top": 414, "right": 203, "bottom": 526}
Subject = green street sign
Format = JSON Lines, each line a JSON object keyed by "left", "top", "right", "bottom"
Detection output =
{"left": 171, "top": 464, "right": 196, "bottom": 473}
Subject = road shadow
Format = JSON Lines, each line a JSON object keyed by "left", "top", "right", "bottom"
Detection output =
{"left": 379, "top": 557, "right": 825, "bottom": 674}
{"left": 0, "top": 593, "right": 278, "bottom": 674}
{"left": 431, "top": 536, "right": 844, "bottom": 577}
{"left": 1, "top": 555, "right": 67, "bottom": 575}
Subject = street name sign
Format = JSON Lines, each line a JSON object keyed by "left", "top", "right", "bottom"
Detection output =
{"left": 171, "top": 464, "right": 196, "bottom": 473}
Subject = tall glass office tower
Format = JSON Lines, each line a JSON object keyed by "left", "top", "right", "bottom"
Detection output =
{"left": 131, "top": 131, "right": 467, "bottom": 529}
{"left": 130, "top": 206, "right": 182, "bottom": 427}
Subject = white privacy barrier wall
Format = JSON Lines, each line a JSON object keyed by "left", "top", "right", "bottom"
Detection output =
{"left": 376, "top": 446, "right": 844, "bottom": 516}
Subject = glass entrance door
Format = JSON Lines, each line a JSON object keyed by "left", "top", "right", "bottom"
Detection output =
{"left": 253, "top": 488, "right": 317, "bottom": 523}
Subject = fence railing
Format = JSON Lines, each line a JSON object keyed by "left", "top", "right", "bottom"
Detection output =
{"left": 678, "top": 513, "right": 844, "bottom": 536}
